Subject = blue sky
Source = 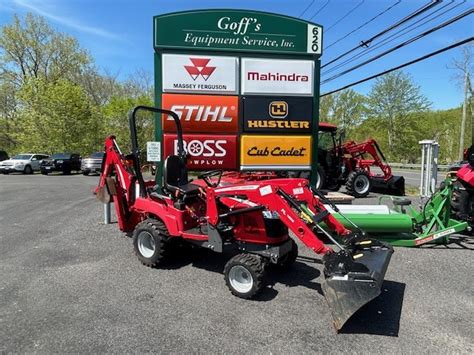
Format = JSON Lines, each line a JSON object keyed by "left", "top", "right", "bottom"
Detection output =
{"left": 1, "top": 0, "right": 472, "bottom": 109}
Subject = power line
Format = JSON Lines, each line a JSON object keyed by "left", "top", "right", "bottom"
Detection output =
{"left": 325, "top": 0, "right": 402, "bottom": 50}
{"left": 321, "top": 37, "right": 474, "bottom": 97}
{"left": 308, "top": 0, "right": 331, "bottom": 21}
{"left": 322, "top": 0, "right": 442, "bottom": 68}
{"left": 326, "top": 0, "right": 365, "bottom": 33}
{"left": 322, "top": 0, "right": 462, "bottom": 77}
{"left": 321, "top": 9, "right": 473, "bottom": 85}
{"left": 299, "top": 0, "right": 316, "bottom": 18}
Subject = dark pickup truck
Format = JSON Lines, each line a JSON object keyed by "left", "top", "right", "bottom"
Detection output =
{"left": 40, "top": 153, "right": 81, "bottom": 175}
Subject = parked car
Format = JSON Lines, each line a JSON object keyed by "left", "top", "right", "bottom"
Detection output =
{"left": 0, "top": 153, "right": 49, "bottom": 174}
{"left": 0, "top": 151, "right": 9, "bottom": 161}
{"left": 40, "top": 153, "right": 81, "bottom": 175}
{"left": 81, "top": 151, "right": 104, "bottom": 175}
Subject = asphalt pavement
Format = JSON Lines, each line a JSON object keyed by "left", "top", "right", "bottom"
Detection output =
{"left": 0, "top": 173, "right": 473, "bottom": 353}
{"left": 390, "top": 169, "right": 447, "bottom": 187}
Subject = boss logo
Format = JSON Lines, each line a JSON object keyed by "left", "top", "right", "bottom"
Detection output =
{"left": 269, "top": 101, "right": 288, "bottom": 118}
{"left": 174, "top": 139, "right": 227, "bottom": 157}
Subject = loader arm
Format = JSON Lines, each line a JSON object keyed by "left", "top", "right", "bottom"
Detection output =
{"left": 210, "top": 179, "right": 394, "bottom": 330}
{"left": 342, "top": 139, "right": 392, "bottom": 181}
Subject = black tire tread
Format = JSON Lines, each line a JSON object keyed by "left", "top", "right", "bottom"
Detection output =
{"left": 133, "top": 218, "right": 170, "bottom": 268}
{"left": 224, "top": 253, "right": 265, "bottom": 299}
{"left": 451, "top": 180, "right": 472, "bottom": 221}
{"left": 277, "top": 239, "right": 298, "bottom": 269}
{"left": 346, "top": 170, "right": 371, "bottom": 198}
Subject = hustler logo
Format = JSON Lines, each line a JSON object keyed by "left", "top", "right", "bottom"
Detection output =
{"left": 269, "top": 101, "right": 288, "bottom": 118}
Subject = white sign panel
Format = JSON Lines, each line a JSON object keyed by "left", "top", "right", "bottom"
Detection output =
{"left": 162, "top": 54, "right": 238, "bottom": 94}
{"left": 241, "top": 58, "right": 314, "bottom": 96}
{"left": 146, "top": 142, "right": 161, "bottom": 162}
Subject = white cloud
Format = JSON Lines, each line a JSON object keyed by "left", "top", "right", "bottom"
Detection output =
{"left": 12, "top": 0, "right": 121, "bottom": 40}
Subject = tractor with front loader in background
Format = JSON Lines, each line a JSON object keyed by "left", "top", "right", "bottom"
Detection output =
{"left": 316, "top": 122, "right": 405, "bottom": 198}
{"left": 95, "top": 106, "right": 395, "bottom": 331}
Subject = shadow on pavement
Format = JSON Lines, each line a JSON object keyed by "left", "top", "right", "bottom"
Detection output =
{"left": 339, "top": 280, "right": 406, "bottom": 337}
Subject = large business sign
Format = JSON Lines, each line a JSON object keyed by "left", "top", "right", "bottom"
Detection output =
{"left": 162, "top": 54, "right": 238, "bottom": 94}
{"left": 162, "top": 94, "right": 239, "bottom": 133}
{"left": 242, "top": 96, "right": 313, "bottom": 133}
{"left": 241, "top": 58, "right": 314, "bottom": 96}
{"left": 163, "top": 134, "right": 238, "bottom": 170}
{"left": 240, "top": 135, "right": 312, "bottom": 170}
{"left": 154, "top": 10, "right": 322, "bottom": 55}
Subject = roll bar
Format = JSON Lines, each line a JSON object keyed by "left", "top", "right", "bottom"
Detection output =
{"left": 128, "top": 105, "right": 185, "bottom": 197}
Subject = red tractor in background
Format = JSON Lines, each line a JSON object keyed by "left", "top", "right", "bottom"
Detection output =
{"left": 451, "top": 145, "right": 474, "bottom": 228}
{"left": 316, "top": 122, "right": 405, "bottom": 198}
{"left": 95, "top": 106, "right": 394, "bottom": 331}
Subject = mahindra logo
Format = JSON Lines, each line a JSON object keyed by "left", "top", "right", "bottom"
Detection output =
{"left": 184, "top": 58, "right": 216, "bottom": 81}
{"left": 247, "top": 72, "right": 309, "bottom": 82}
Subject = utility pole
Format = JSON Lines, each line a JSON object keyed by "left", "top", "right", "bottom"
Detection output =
{"left": 459, "top": 70, "right": 468, "bottom": 160}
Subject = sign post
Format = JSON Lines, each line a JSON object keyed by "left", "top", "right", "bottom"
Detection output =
{"left": 153, "top": 10, "right": 323, "bottom": 188}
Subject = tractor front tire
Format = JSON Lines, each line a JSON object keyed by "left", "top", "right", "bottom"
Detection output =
{"left": 224, "top": 253, "right": 266, "bottom": 299}
{"left": 346, "top": 170, "right": 371, "bottom": 198}
{"left": 451, "top": 180, "right": 474, "bottom": 223}
{"left": 277, "top": 238, "right": 298, "bottom": 269}
{"left": 133, "top": 218, "right": 170, "bottom": 267}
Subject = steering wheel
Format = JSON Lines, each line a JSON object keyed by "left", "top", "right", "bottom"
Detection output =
{"left": 198, "top": 170, "right": 223, "bottom": 187}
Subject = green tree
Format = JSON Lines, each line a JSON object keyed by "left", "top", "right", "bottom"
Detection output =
{"left": 15, "top": 77, "right": 97, "bottom": 154}
{"left": 319, "top": 89, "right": 366, "bottom": 136}
{"left": 367, "top": 71, "right": 431, "bottom": 158}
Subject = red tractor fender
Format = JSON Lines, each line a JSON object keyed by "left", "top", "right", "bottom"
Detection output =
{"left": 457, "top": 163, "right": 474, "bottom": 186}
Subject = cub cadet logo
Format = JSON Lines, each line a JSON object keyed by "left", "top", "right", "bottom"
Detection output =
{"left": 247, "top": 72, "right": 309, "bottom": 82}
{"left": 269, "top": 101, "right": 287, "bottom": 118}
{"left": 247, "top": 146, "right": 306, "bottom": 157}
{"left": 168, "top": 105, "right": 235, "bottom": 122}
{"left": 174, "top": 139, "right": 226, "bottom": 157}
{"left": 184, "top": 58, "right": 216, "bottom": 81}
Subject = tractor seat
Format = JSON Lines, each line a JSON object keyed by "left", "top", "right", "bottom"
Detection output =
{"left": 163, "top": 155, "right": 200, "bottom": 196}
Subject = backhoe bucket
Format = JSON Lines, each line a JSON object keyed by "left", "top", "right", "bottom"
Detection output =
{"left": 371, "top": 176, "right": 405, "bottom": 196}
{"left": 321, "top": 239, "right": 393, "bottom": 330}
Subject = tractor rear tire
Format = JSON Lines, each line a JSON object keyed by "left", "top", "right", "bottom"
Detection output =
{"left": 346, "top": 170, "right": 371, "bottom": 198}
{"left": 315, "top": 166, "right": 326, "bottom": 190}
{"left": 277, "top": 238, "right": 298, "bottom": 269}
{"left": 451, "top": 180, "right": 474, "bottom": 222}
{"left": 133, "top": 218, "right": 170, "bottom": 267}
{"left": 224, "top": 253, "right": 266, "bottom": 299}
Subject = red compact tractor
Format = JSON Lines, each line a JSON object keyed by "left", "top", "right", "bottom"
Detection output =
{"left": 96, "top": 106, "right": 394, "bottom": 330}
{"left": 316, "top": 122, "right": 405, "bottom": 197}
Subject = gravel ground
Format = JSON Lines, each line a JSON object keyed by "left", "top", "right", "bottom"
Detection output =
{"left": 0, "top": 173, "right": 473, "bottom": 353}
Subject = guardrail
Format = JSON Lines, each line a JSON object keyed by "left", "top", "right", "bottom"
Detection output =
{"left": 388, "top": 163, "right": 451, "bottom": 171}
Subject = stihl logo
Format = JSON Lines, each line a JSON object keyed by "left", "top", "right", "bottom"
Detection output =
{"left": 185, "top": 58, "right": 216, "bottom": 81}
{"left": 169, "top": 105, "right": 235, "bottom": 122}
{"left": 174, "top": 139, "right": 227, "bottom": 158}
{"left": 269, "top": 101, "right": 288, "bottom": 118}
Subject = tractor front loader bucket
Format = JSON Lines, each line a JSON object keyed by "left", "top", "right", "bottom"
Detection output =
{"left": 321, "top": 239, "right": 394, "bottom": 330}
{"left": 371, "top": 176, "right": 405, "bottom": 196}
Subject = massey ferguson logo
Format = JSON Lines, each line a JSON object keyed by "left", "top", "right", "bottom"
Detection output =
{"left": 269, "top": 101, "right": 288, "bottom": 118}
{"left": 184, "top": 58, "right": 216, "bottom": 81}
